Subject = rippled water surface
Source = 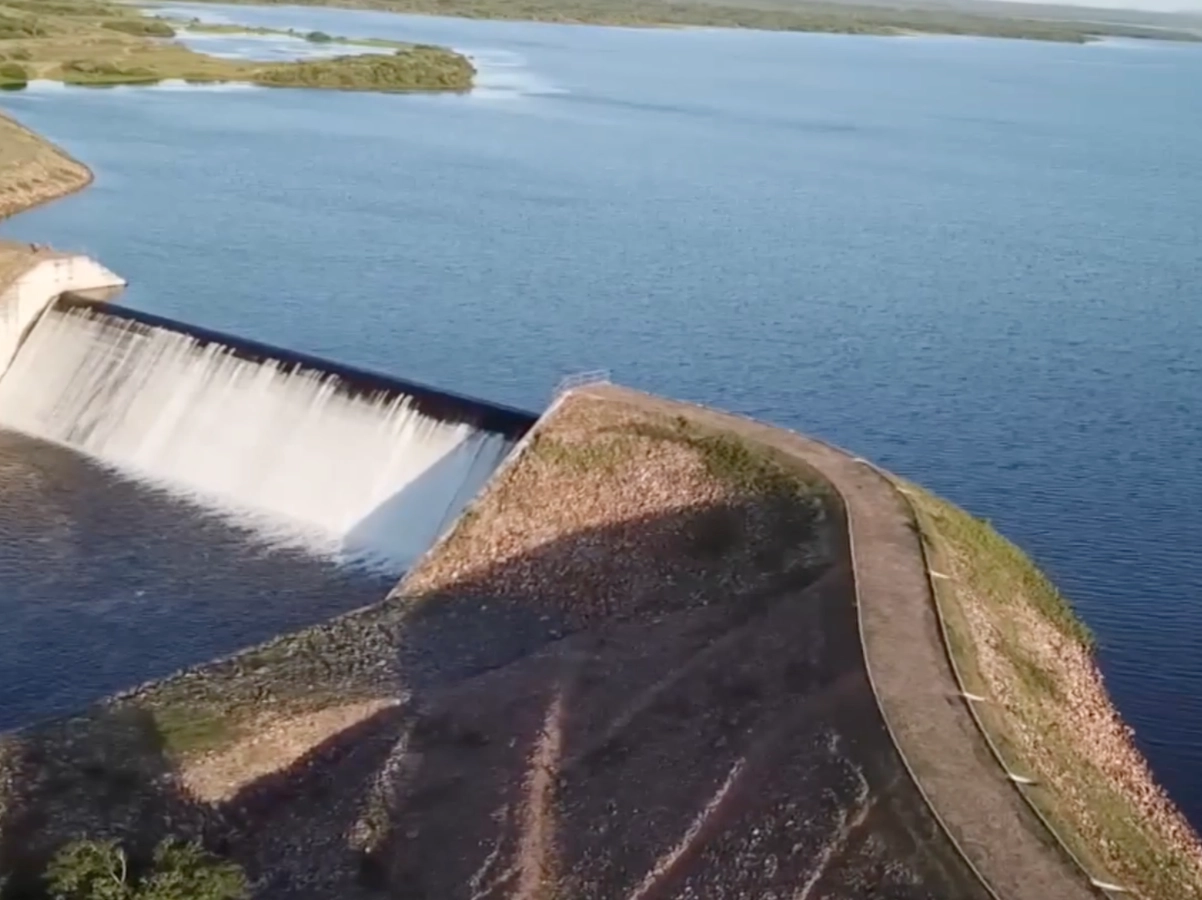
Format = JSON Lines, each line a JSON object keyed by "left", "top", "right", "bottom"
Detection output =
{"left": 2, "top": 4, "right": 1201, "bottom": 822}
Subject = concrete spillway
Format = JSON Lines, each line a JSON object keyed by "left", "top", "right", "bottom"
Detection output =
{"left": 0, "top": 265, "right": 535, "bottom": 573}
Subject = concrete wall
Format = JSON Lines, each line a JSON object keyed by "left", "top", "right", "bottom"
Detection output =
{"left": 0, "top": 255, "right": 125, "bottom": 376}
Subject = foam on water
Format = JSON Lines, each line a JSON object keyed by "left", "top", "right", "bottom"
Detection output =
{"left": 0, "top": 304, "right": 518, "bottom": 573}
{"left": 19, "top": 78, "right": 258, "bottom": 95}
{"left": 173, "top": 28, "right": 388, "bottom": 62}
{"left": 462, "top": 47, "right": 566, "bottom": 99}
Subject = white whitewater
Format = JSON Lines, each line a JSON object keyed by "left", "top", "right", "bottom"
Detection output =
{"left": 0, "top": 305, "right": 515, "bottom": 573}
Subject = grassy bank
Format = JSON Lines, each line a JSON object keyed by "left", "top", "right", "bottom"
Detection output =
{"left": 0, "top": 0, "right": 472, "bottom": 91}
{"left": 903, "top": 483, "right": 1202, "bottom": 900}
{"left": 184, "top": 0, "right": 1202, "bottom": 43}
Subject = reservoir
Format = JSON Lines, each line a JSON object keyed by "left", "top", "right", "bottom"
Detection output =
{"left": 2, "top": 2, "right": 1202, "bottom": 828}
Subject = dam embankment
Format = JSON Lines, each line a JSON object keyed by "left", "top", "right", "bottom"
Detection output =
{"left": 1, "top": 385, "right": 999, "bottom": 898}
{"left": 0, "top": 250, "right": 1198, "bottom": 899}
{"left": 0, "top": 246, "right": 538, "bottom": 784}
{"left": 0, "top": 113, "right": 93, "bottom": 222}
{"left": 570, "top": 385, "right": 1095, "bottom": 900}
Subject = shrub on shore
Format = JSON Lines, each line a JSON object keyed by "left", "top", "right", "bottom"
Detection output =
{"left": 254, "top": 47, "right": 474, "bottom": 91}
{"left": 42, "top": 838, "right": 247, "bottom": 900}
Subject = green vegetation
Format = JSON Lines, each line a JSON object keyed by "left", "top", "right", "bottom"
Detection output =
{"left": 0, "top": 12, "right": 45, "bottom": 38}
{"left": 184, "top": 0, "right": 1202, "bottom": 43}
{"left": 173, "top": 18, "right": 409, "bottom": 50}
{"left": 101, "top": 18, "right": 175, "bottom": 38}
{"left": 902, "top": 483, "right": 1202, "bottom": 900}
{"left": 256, "top": 47, "right": 474, "bottom": 91}
{"left": 149, "top": 705, "right": 237, "bottom": 759}
{"left": 44, "top": 838, "right": 247, "bottom": 900}
{"left": 0, "top": 0, "right": 472, "bottom": 91}
{"left": 0, "top": 61, "right": 26, "bottom": 86}
{"left": 625, "top": 417, "right": 814, "bottom": 497}
{"left": 61, "top": 59, "right": 158, "bottom": 85}
{"left": 532, "top": 433, "right": 632, "bottom": 474}
{"left": 909, "top": 485, "right": 1089, "bottom": 645}
{"left": 535, "top": 413, "right": 827, "bottom": 502}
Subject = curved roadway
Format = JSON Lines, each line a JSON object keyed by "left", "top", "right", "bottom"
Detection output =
{"left": 580, "top": 383, "right": 1095, "bottom": 900}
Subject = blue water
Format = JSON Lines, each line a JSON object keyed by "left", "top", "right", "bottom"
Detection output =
{"left": 3, "top": 5, "right": 1202, "bottom": 824}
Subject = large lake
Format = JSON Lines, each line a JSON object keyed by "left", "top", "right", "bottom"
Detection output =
{"left": 3, "top": 4, "right": 1201, "bottom": 824}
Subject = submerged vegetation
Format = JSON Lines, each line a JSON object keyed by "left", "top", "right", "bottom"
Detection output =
{"left": 186, "top": 0, "right": 1202, "bottom": 43}
{"left": 0, "top": 0, "right": 473, "bottom": 91}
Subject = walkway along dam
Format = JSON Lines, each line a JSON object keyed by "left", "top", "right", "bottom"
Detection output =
{"left": 0, "top": 245, "right": 1197, "bottom": 899}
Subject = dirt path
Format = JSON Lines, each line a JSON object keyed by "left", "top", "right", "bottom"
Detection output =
{"left": 579, "top": 384, "right": 1096, "bottom": 900}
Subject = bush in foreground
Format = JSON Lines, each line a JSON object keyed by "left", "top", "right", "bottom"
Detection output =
{"left": 43, "top": 839, "right": 247, "bottom": 900}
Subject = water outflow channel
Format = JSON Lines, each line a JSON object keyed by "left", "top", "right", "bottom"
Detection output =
{"left": 0, "top": 292, "right": 535, "bottom": 730}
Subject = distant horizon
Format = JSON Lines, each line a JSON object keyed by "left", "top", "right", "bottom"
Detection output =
{"left": 987, "top": 0, "right": 1202, "bottom": 15}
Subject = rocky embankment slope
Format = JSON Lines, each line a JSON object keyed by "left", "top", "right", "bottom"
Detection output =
{"left": 0, "top": 390, "right": 989, "bottom": 899}
{"left": 0, "top": 113, "right": 91, "bottom": 220}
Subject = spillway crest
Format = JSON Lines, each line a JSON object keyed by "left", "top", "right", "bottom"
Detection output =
{"left": 0, "top": 296, "right": 533, "bottom": 572}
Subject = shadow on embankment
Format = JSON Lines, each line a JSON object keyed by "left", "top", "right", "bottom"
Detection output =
{"left": 0, "top": 494, "right": 992, "bottom": 899}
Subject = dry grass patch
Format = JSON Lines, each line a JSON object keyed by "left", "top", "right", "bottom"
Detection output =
{"left": 179, "top": 699, "right": 398, "bottom": 803}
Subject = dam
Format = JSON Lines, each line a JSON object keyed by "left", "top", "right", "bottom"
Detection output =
{"left": 0, "top": 244, "right": 1195, "bottom": 900}
{"left": 0, "top": 244, "right": 537, "bottom": 727}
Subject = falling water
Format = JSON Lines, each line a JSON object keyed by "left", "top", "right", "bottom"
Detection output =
{"left": 0, "top": 300, "right": 527, "bottom": 572}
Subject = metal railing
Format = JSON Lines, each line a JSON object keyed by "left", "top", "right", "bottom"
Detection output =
{"left": 553, "top": 369, "right": 610, "bottom": 397}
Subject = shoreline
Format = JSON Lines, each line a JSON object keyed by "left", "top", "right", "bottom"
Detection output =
{"left": 174, "top": 0, "right": 1202, "bottom": 44}
{"left": 0, "top": 111, "right": 94, "bottom": 221}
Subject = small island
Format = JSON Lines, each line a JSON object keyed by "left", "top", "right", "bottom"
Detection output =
{"left": 0, "top": 0, "right": 474, "bottom": 93}
{"left": 0, "top": 0, "right": 474, "bottom": 217}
